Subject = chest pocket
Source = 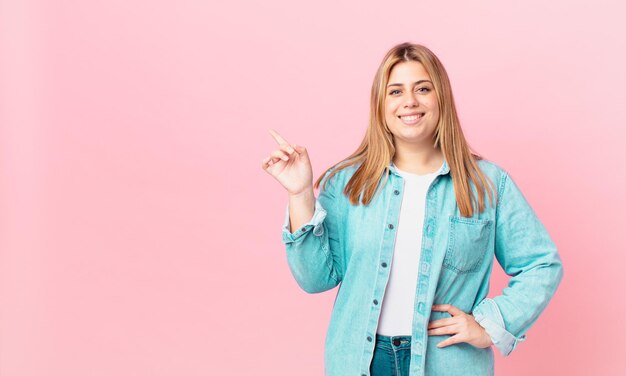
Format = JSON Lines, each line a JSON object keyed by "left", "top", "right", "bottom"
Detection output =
{"left": 443, "top": 216, "right": 493, "bottom": 274}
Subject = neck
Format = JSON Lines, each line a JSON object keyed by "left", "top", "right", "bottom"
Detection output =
{"left": 392, "top": 143, "right": 444, "bottom": 175}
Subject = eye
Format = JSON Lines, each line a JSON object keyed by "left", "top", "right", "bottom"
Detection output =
{"left": 416, "top": 87, "right": 431, "bottom": 93}
{"left": 389, "top": 89, "right": 401, "bottom": 95}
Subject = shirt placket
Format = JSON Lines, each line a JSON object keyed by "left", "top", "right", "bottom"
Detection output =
{"left": 361, "top": 173, "right": 405, "bottom": 376}
{"left": 409, "top": 174, "right": 441, "bottom": 375}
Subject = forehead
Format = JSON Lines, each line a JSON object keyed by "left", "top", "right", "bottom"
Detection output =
{"left": 388, "top": 61, "right": 431, "bottom": 82}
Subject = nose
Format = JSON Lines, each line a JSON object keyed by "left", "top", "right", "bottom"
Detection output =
{"left": 403, "top": 92, "right": 418, "bottom": 108}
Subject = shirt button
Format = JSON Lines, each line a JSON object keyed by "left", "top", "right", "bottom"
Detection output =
{"left": 381, "top": 262, "right": 388, "bottom": 268}
{"left": 373, "top": 299, "right": 378, "bottom": 305}
{"left": 313, "top": 225, "right": 324, "bottom": 236}
{"left": 394, "top": 189, "right": 400, "bottom": 195}
{"left": 417, "top": 302, "right": 425, "bottom": 314}
{"left": 388, "top": 224, "right": 394, "bottom": 229}
{"left": 367, "top": 336, "right": 372, "bottom": 342}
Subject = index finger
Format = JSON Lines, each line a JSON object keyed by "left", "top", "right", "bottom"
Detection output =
{"left": 268, "top": 129, "right": 290, "bottom": 146}
{"left": 427, "top": 317, "right": 455, "bottom": 329}
{"left": 431, "top": 304, "right": 465, "bottom": 316}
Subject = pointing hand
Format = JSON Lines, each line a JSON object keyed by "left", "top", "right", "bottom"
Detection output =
{"left": 261, "top": 129, "right": 313, "bottom": 196}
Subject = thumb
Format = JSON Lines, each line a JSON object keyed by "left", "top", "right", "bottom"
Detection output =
{"left": 293, "top": 144, "right": 308, "bottom": 155}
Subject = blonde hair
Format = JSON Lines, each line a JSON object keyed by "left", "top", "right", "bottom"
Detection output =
{"left": 314, "top": 42, "right": 496, "bottom": 217}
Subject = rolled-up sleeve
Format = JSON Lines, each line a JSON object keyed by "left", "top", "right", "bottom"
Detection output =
{"left": 473, "top": 298, "right": 526, "bottom": 356}
{"left": 282, "top": 199, "right": 328, "bottom": 243}
{"left": 472, "top": 170, "right": 564, "bottom": 356}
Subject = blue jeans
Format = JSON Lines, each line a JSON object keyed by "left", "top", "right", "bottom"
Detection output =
{"left": 369, "top": 334, "right": 411, "bottom": 375}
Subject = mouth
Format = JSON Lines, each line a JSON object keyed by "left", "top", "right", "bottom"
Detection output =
{"left": 398, "top": 113, "right": 424, "bottom": 125}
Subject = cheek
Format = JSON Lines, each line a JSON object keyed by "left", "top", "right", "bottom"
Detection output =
{"left": 427, "top": 97, "right": 440, "bottom": 113}
{"left": 422, "top": 98, "right": 436, "bottom": 109}
{"left": 384, "top": 102, "right": 396, "bottom": 118}
{"left": 386, "top": 97, "right": 403, "bottom": 112}
{"left": 429, "top": 104, "right": 439, "bottom": 116}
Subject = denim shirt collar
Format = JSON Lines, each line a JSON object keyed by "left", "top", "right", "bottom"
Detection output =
{"left": 387, "top": 158, "right": 450, "bottom": 177}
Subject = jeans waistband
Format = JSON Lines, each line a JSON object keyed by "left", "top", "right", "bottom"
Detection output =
{"left": 375, "top": 334, "right": 412, "bottom": 348}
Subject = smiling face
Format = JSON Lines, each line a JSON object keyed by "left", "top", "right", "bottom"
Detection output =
{"left": 384, "top": 60, "right": 440, "bottom": 149}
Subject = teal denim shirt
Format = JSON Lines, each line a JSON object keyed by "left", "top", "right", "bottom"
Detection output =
{"left": 281, "top": 159, "right": 564, "bottom": 376}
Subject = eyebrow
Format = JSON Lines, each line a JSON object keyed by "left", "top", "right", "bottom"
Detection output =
{"left": 387, "top": 80, "right": 432, "bottom": 88}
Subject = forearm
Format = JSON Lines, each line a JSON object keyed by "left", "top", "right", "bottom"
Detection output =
{"left": 281, "top": 171, "right": 344, "bottom": 293}
{"left": 288, "top": 187, "right": 315, "bottom": 233}
{"left": 491, "top": 252, "right": 563, "bottom": 336}
{"left": 282, "top": 195, "right": 341, "bottom": 294}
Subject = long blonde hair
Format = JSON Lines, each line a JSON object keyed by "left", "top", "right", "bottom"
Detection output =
{"left": 314, "top": 42, "right": 495, "bottom": 217}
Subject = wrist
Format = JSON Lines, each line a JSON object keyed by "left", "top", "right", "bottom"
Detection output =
{"left": 289, "top": 186, "right": 314, "bottom": 199}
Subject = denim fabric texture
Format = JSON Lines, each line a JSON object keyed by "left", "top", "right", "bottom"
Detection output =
{"left": 370, "top": 335, "right": 412, "bottom": 375}
{"left": 281, "top": 159, "right": 564, "bottom": 376}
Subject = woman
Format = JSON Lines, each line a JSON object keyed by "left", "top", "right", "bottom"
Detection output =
{"left": 261, "top": 42, "right": 563, "bottom": 376}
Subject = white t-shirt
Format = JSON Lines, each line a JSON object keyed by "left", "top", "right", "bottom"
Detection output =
{"left": 376, "top": 162, "right": 443, "bottom": 336}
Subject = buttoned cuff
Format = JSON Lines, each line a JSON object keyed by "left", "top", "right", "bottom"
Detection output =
{"left": 472, "top": 298, "right": 526, "bottom": 356}
{"left": 281, "top": 199, "right": 327, "bottom": 244}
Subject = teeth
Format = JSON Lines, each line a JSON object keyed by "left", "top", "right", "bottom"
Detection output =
{"left": 400, "top": 114, "right": 423, "bottom": 120}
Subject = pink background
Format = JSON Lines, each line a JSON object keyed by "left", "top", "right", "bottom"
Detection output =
{"left": 1, "top": 0, "right": 625, "bottom": 375}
